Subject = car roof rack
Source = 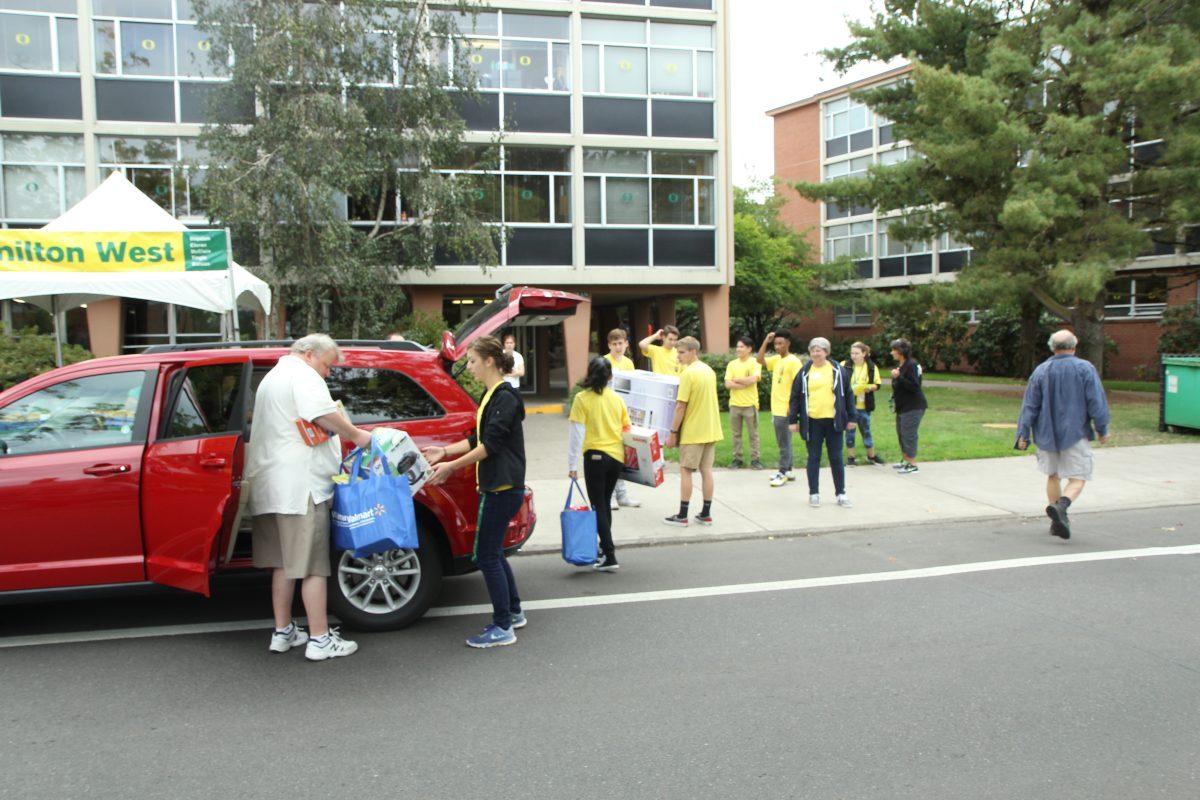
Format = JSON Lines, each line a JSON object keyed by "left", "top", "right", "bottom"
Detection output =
{"left": 143, "top": 339, "right": 430, "bottom": 354}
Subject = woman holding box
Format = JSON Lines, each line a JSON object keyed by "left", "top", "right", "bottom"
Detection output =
{"left": 568, "top": 357, "right": 631, "bottom": 572}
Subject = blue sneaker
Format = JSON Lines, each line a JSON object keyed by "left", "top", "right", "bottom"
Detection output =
{"left": 510, "top": 610, "right": 527, "bottom": 629}
{"left": 466, "top": 624, "right": 516, "bottom": 649}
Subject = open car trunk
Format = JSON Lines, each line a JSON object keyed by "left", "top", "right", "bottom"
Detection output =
{"left": 439, "top": 285, "right": 585, "bottom": 364}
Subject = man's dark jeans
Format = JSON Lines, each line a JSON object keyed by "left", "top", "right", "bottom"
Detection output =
{"left": 804, "top": 417, "right": 846, "bottom": 495}
{"left": 475, "top": 488, "right": 524, "bottom": 630}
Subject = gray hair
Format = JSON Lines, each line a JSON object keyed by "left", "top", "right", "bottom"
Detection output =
{"left": 291, "top": 333, "right": 341, "bottom": 360}
{"left": 1048, "top": 330, "right": 1077, "bottom": 352}
{"left": 808, "top": 337, "right": 831, "bottom": 354}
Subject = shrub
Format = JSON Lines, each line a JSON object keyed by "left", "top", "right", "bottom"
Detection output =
{"left": 698, "top": 351, "right": 772, "bottom": 412}
{"left": 0, "top": 327, "right": 93, "bottom": 390}
{"left": 395, "top": 310, "right": 450, "bottom": 349}
{"left": 965, "top": 307, "right": 1055, "bottom": 377}
{"left": 1159, "top": 304, "right": 1200, "bottom": 356}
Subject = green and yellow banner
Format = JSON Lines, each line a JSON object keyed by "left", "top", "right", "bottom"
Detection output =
{"left": 0, "top": 230, "right": 229, "bottom": 273}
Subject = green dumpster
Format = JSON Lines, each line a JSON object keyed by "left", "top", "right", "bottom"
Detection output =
{"left": 1161, "top": 356, "right": 1200, "bottom": 433}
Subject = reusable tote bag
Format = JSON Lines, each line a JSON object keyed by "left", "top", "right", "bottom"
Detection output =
{"left": 332, "top": 445, "right": 419, "bottom": 557}
{"left": 560, "top": 478, "right": 598, "bottom": 566}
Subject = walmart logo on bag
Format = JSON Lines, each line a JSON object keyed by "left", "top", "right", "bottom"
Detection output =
{"left": 333, "top": 504, "right": 387, "bottom": 530}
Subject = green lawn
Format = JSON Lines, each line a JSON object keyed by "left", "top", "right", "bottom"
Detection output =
{"left": 664, "top": 386, "right": 1184, "bottom": 468}
{"left": 921, "top": 371, "right": 1158, "bottom": 393}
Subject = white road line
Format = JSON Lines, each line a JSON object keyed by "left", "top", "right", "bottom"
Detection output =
{"left": 3, "top": 544, "right": 1198, "bottom": 650}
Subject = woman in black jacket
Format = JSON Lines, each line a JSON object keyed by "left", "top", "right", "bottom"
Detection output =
{"left": 424, "top": 336, "right": 527, "bottom": 648}
{"left": 889, "top": 338, "right": 928, "bottom": 474}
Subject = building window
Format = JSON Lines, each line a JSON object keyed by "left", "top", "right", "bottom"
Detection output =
{"left": 0, "top": 7, "right": 79, "bottom": 74}
{"left": 824, "top": 220, "right": 873, "bottom": 278}
{"left": 824, "top": 96, "right": 873, "bottom": 158}
{"left": 937, "top": 232, "right": 972, "bottom": 273}
{"left": 834, "top": 304, "right": 872, "bottom": 328}
{"left": 0, "top": 133, "right": 85, "bottom": 223}
{"left": 582, "top": 18, "right": 714, "bottom": 100}
{"left": 97, "top": 135, "right": 207, "bottom": 220}
{"left": 440, "top": 10, "right": 569, "bottom": 93}
{"left": 1105, "top": 276, "right": 1168, "bottom": 319}
{"left": 878, "top": 218, "right": 932, "bottom": 277}
{"left": 583, "top": 148, "right": 714, "bottom": 227}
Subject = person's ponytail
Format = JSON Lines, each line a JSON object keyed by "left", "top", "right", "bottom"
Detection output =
{"left": 470, "top": 336, "right": 514, "bottom": 374}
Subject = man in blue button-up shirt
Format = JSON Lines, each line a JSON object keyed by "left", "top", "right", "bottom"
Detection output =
{"left": 1015, "top": 330, "right": 1111, "bottom": 540}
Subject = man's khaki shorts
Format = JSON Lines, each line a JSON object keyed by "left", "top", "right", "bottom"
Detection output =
{"left": 1036, "top": 438, "right": 1094, "bottom": 482}
{"left": 252, "top": 497, "right": 332, "bottom": 579}
{"left": 678, "top": 442, "right": 716, "bottom": 471}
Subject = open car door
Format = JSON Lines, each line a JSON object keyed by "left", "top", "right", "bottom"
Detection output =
{"left": 141, "top": 356, "right": 252, "bottom": 596}
{"left": 439, "top": 285, "right": 585, "bottom": 363}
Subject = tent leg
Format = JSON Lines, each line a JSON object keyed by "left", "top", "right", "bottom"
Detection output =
{"left": 52, "top": 296, "right": 63, "bottom": 367}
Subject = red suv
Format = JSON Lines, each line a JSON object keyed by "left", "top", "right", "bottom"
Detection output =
{"left": 0, "top": 286, "right": 582, "bottom": 630}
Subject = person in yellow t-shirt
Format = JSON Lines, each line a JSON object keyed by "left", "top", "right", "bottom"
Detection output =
{"left": 841, "top": 341, "right": 883, "bottom": 466}
{"left": 601, "top": 328, "right": 641, "bottom": 511}
{"left": 757, "top": 329, "right": 803, "bottom": 487}
{"left": 786, "top": 337, "right": 856, "bottom": 508}
{"left": 568, "top": 357, "right": 632, "bottom": 571}
{"left": 723, "top": 335, "right": 763, "bottom": 470}
{"left": 664, "top": 337, "right": 721, "bottom": 527}
{"left": 638, "top": 325, "right": 681, "bottom": 375}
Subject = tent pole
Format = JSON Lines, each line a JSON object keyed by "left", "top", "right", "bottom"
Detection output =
{"left": 51, "top": 295, "right": 63, "bottom": 367}
{"left": 226, "top": 228, "right": 239, "bottom": 342}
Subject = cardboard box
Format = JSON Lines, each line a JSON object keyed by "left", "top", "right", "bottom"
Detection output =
{"left": 613, "top": 370, "right": 679, "bottom": 445}
{"left": 339, "top": 427, "right": 432, "bottom": 494}
{"left": 622, "top": 425, "right": 665, "bottom": 488}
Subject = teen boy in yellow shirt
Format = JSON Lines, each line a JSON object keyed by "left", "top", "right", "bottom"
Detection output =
{"left": 639, "top": 325, "right": 682, "bottom": 375}
{"left": 757, "top": 330, "right": 802, "bottom": 487}
{"left": 664, "top": 337, "right": 721, "bottom": 527}
{"left": 724, "top": 335, "right": 763, "bottom": 469}
{"left": 601, "top": 328, "right": 641, "bottom": 509}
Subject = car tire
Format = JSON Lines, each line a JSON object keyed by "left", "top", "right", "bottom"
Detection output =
{"left": 327, "top": 522, "right": 444, "bottom": 632}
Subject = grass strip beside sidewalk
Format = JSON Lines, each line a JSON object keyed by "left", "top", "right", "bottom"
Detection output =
{"left": 664, "top": 386, "right": 1183, "bottom": 469}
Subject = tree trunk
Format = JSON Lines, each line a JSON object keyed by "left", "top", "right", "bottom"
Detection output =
{"left": 1070, "top": 297, "right": 1106, "bottom": 376}
{"left": 1015, "top": 295, "right": 1043, "bottom": 377}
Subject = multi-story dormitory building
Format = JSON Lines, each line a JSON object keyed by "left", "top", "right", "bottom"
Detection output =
{"left": 769, "top": 65, "right": 1200, "bottom": 380}
{"left": 0, "top": 0, "right": 732, "bottom": 393}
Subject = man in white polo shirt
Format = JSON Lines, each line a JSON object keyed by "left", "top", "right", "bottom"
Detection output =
{"left": 246, "top": 334, "right": 373, "bottom": 661}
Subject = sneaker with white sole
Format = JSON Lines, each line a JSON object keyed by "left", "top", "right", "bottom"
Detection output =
{"left": 617, "top": 497, "right": 641, "bottom": 508}
{"left": 304, "top": 627, "right": 358, "bottom": 661}
{"left": 693, "top": 513, "right": 713, "bottom": 526}
{"left": 786, "top": 471, "right": 796, "bottom": 482}
{"left": 836, "top": 494, "right": 852, "bottom": 507}
{"left": 466, "top": 624, "right": 516, "bottom": 648}
{"left": 510, "top": 610, "right": 527, "bottom": 629}
{"left": 593, "top": 554, "right": 620, "bottom": 572}
{"left": 662, "top": 513, "right": 689, "bottom": 527}
{"left": 769, "top": 472, "right": 788, "bottom": 488}
{"left": 268, "top": 623, "right": 308, "bottom": 653}
{"left": 897, "top": 463, "right": 919, "bottom": 474}
{"left": 809, "top": 494, "right": 820, "bottom": 507}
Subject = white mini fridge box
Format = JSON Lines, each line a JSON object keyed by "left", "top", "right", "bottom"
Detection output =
{"left": 614, "top": 370, "right": 679, "bottom": 445}
{"left": 622, "top": 425, "right": 665, "bottom": 488}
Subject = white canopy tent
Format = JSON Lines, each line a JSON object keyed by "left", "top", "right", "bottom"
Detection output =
{"left": 0, "top": 171, "right": 271, "bottom": 363}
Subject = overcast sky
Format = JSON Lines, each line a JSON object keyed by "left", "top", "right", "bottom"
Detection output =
{"left": 728, "top": 0, "right": 896, "bottom": 189}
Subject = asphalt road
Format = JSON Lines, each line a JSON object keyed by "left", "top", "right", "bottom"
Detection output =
{"left": 2, "top": 506, "right": 1198, "bottom": 800}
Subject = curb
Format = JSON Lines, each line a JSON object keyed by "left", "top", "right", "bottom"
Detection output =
{"left": 511, "top": 498, "right": 1200, "bottom": 557}
{"left": 526, "top": 403, "right": 564, "bottom": 416}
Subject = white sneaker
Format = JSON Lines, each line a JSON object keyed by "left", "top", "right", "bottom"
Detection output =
{"left": 769, "top": 472, "right": 787, "bottom": 488}
{"left": 836, "top": 494, "right": 852, "bottom": 508}
{"left": 809, "top": 494, "right": 820, "bottom": 507}
{"left": 785, "top": 471, "right": 797, "bottom": 482}
{"left": 610, "top": 499, "right": 619, "bottom": 510}
{"left": 305, "top": 627, "right": 358, "bottom": 661}
{"left": 617, "top": 497, "right": 642, "bottom": 508}
{"left": 268, "top": 623, "right": 308, "bottom": 653}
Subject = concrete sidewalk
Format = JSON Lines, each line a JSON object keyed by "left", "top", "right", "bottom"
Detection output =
{"left": 518, "top": 414, "right": 1200, "bottom": 554}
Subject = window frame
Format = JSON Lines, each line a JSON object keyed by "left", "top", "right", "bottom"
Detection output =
{"left": 0, "top": 8, "right": 81, "bottom": 76}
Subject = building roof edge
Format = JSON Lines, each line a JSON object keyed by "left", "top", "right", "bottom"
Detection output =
{"left": 766, "top": 63, "right": 913, "bottom": 117}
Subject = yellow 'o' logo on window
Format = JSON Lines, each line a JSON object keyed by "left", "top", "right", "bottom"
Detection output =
{"left": 666, "top": 63, "right": 679, "bottom": 74}
{"left": 619, "top": 60, "right": 632, "bottom": 71}
{"left": 15, "top": 33, "right": 30, "bottom": 46}
{"left": 470, "top": 53, "right": 483, "bottom": 64}
{"left": 518, "top": 55, "right": 532, "bottom": 67}
{"left": 198, "top": 39, "right": 212, "bottom": 51}
{"left": 142, "top": 39, "right": 157, "bottom": 51}
{"left": 24, "top": 181, "right": 38, "bottom": 193}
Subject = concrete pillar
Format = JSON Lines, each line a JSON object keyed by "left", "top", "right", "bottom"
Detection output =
{"left": 659, "top": 297, "right": 676, "bottom": 329}
{"left": 631, "top": 300, "right": 652, "bottom": 369}
{"left": 562, "top": 297, "right": 592, "bottom": 390}
{"left": 597, "top": 306, "right": 620, "bottom": 344}
{"left": 535, "top": 326, "right": 551, "bottom": 394}
{"left": 85, "top": 298, "right": 123, "bottom": 357}
{"left": 409, "top": 287, "right": 444, "bottom": 318}
{"left": 699, "top": 284, "right": 731, "bottom": 353}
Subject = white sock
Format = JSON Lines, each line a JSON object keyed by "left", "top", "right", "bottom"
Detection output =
{"left": 311, "top": 631, "right": 330, "bottom": 643}
{"left": 275, "top": 622, "right": 294, "bottom": 635}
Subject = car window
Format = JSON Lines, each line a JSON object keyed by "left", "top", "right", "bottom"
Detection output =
{"left": 326, "top": 367, "right": 444, "bottom": 424}
{"left": 0, "top": 372, "right": 146, "bottom": 456}
{"left": 165, "top": 363, "right": 245, "bottom": 438}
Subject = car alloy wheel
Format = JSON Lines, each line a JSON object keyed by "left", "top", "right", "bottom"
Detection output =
{"left": 336, "top": 549, "right": 421, "bottom": 614}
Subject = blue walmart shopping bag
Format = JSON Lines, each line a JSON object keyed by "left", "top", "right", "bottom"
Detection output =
{"left": 332, "top": 445, "right": 419, "bottom": 557}
{"left": 560, "top": 478, "right": 598, "bottom": 566}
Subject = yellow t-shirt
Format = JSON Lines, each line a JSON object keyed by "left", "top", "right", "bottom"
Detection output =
{"left": 763, "top": 353, "right": 803, "bottom": 417}
{"left": 806, "top": 362, "right": 836, "bottom": 419}
{"left": 604, "top": 353, "right": 635, "bottom": 372}
{"left": 569, "top": 387, "right": 631, "bottom": 463}
{"left": 476, "top": 381, "right": 511, "bottom": 491}
{"left": 676, "top": 361, "right": 722, "bottom": 445}
{"left": 848, "top": 361, "right": 878, "bottom": 410}
{"left": 642, "top": 344, "right": 681, "bottom": 376}
{"left": 724, "top": 357, "right": 762, "bottom": 409}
